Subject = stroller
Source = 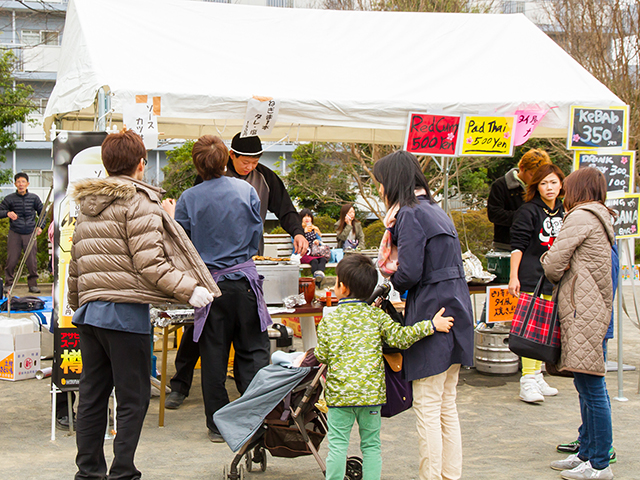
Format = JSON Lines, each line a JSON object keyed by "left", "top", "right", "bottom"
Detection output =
{"left": 214, "top": 350, "right": 364, "bottom": 480}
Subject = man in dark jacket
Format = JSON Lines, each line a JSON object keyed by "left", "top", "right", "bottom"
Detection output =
{"left": 487, "top": 149, "right": 551, "bottom": 251}
{"left": 165, "top": 134, "right": 309, "bottom": 413}
{"left": 0, "top": 172, "right": 46, "bottom": 294}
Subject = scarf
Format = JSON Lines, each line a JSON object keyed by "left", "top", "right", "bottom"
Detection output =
{"left": 376, "top": 188, "right": 427, "bottom": 277}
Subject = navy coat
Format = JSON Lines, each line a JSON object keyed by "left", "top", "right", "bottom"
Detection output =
{"left": 390, "top": 196, "right": 474, "bottom": 381}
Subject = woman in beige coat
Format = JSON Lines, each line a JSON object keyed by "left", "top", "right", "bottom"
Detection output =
{"left": 541, "top": 167, "right": 615, "bottom": 480}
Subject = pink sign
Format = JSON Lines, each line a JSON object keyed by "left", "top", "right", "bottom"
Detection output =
{"left": 514, "top": 109, "right": 548, "bottom": 146}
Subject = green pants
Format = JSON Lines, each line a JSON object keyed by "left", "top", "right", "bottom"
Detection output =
{"left": 326, "top": 406, "right": 382, "bottom": 480}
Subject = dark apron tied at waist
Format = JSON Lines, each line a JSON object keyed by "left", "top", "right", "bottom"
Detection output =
{"left": 193, "top": 259, "right": 272, "bottom": 342}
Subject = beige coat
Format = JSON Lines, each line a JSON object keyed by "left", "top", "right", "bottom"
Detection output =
{"left": 541, "top": 202, "right": 615, "bottom": 376}
{"left": 67, "top": 176, "right": 220, "bottom": 311}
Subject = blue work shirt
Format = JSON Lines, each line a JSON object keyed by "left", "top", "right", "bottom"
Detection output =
{"left": 175, "top": 176, "right": 262, "bottom": 279}
{"left": 72, "top": 301, "right": 151, "bottom": 334}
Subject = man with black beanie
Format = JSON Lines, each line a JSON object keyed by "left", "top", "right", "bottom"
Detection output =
{"left": 165, "top": 133, "right": 308, "bottom": 413}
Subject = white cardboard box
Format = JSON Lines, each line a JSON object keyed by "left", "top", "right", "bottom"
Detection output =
{"left": 0, "top": 332, "right": 41, "bottom": 381}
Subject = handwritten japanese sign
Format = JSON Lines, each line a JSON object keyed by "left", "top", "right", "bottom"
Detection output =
{"left": 459, "top": 115, "right": 515, "bottom": 156}
{"left": 486, "top": 286, "right": 519, "bottom": 323}
{"left": 513, "top": 109, "right": 548, "bottom": 146}
{"left": 605, "top": 194, "right": 640, "bottom": 238}
{"left": 123, "top": 98, "right": 159, "bottom": 149}
{"left": 574, "top": 151, "right": 635, "bottom": 198}
{"left": 404, "top": 113, "right": 460, "bottom": 156}
{"left": 241, "top": 98, "right": 280, "bottom": 137}
{"left": 567, "top": 105, "right": 629, "bottom": 150}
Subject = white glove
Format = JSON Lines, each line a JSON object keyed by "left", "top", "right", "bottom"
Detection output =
{"left": 189, "top": 286, "right": 214, "bottom": 308}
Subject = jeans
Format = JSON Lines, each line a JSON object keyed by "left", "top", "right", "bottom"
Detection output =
{"left": 573, "top": 372, "right": 612, "bottom": 470}
{"left": 326, "top": 406, "right": 382, "bottom": 480}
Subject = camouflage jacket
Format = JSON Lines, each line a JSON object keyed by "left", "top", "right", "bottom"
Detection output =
{"left": 315, "top": 299, "right": 434, "bottom": 407}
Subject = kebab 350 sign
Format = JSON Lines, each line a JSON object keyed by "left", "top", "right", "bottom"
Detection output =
{"left": 568, "top": 105, "right": 629, "bottom": 150}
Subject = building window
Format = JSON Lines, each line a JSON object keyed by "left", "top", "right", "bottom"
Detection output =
{"left": 268, "top": 0, "right": 294, "bottom": 6}
{"left": 503, "top": 1, "right": 525, "bottom": 14}
{"left": 22, "top": 170, "right": 53, "bottom": 189}
{"left": 21, "top": 30, "right": 59, "bottom": 46}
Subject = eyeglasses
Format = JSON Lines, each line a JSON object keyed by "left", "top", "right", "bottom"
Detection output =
{"left": 142, "top": 158, "right": 148, "bottom": 166}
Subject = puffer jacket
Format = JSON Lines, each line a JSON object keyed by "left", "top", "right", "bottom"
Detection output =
{"left": 67, "top": 176, "right": 220, "bottom": 310}
{"left": 541, "top": 202, "right": 615, "bottom": 376}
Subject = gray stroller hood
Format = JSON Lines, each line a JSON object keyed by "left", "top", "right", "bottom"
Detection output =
{"left": 213, "top": 364, "right": 311, "bottom": 452}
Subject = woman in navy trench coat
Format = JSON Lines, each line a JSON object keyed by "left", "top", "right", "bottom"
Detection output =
{"left": 374, "top": 151, "right": 474, "bottom": 480}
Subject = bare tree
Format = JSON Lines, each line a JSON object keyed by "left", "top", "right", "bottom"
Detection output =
{"left": 544, "top": 0, "right": 640, "bottom": 183}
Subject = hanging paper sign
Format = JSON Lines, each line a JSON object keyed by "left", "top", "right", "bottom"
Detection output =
{"left": 485, "top": 285, "right": 519, "bottom": 323}
{"left": 513, "top": 109, "right": 548, "bottom": 146}
{"left": 123, "top": 99, "right": 159, "bottom": 149}
{"left": 605, "top": 194, "right": 640, "bottom": 238}
{"left": 574, "top": 151, "right": 635, "bottom": 198}
{"left": 241, "top": 97, "right": 280, "bottom": 137}
{"left": 459, "top": 115, "right": 515, "bottom": 156}
{"left": 403, "top": 112, "right": 460, "bottom": 156}
{"left": 567, "top": 105, "right": 629, "bottom": 150}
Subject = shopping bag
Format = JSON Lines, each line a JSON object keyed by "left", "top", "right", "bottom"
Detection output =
{"left": 381, "top": 352, "right": 413, "bottom": 418}
{"left": 508, "top": 276, "right": 561, "bottom": 364}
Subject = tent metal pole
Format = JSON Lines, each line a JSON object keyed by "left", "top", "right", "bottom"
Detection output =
{"left": 442, "top": 156, "right": 449, "bottom": 214}
{"left": 97, "top": 88, "right": 106, "bottom": 132}
{"left": 614, "top": 238, "right": 628, "bottom": 401}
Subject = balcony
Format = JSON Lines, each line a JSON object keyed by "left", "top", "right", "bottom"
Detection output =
{"left": 21, "top": 45, "right": 60, "bottom": 73}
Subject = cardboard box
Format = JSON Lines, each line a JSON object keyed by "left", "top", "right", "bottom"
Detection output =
{"left": 0, "top": 332, "right": 41, "bottom": 381}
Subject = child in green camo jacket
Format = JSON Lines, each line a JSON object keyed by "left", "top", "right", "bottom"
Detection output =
{"left": 315, "top": 254, "right": 454, "bottom": 480}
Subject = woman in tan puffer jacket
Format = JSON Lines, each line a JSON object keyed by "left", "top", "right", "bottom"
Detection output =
{"left": 67, "top": 129, "right": 219, "bottom": 480}
{"left": 541, "top": 167, "right": 615, "bottom": 480}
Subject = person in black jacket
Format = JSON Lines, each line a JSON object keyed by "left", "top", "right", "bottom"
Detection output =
{"left": 0, "top": 172, "right": 46, "bottom": 294}
{"left": 164, "top": 134, "right": 309, "bottom": 412}
{"left": 487, "top": 149, "right": 552, "bottom": 251}
{"left": 508, "top": 163, "right": 565, "bottom": 404}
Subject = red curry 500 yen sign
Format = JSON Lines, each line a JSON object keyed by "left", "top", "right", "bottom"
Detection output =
{"left": 404, "top": 113, "right": 460, "bottom": 156}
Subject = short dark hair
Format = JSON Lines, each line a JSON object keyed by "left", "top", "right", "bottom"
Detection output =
{"left": 14, "top": 172, "right": 29, "bottom": 182}
{"left": 335, "top": 254, "right": 378, "bottom": 300}
{"left": 101, "top": 129, "right": 147, "bottom": 176}
{"left": 373, "top": 150, "right": 433, "bottom": 207}
{"left": 192, "top": 135, "right": 228, "bottom": 180}
{"left": 524, "top": 163, "right": 565, "bottom": 203}
{"left": 300, "top": 208, "right": 314, "bottom": 223}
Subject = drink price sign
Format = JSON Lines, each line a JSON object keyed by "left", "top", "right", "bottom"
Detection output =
{"left": 605, "top": 195, "right": 640, "bottom": 238}
{"left": 567, "top": 105, "right": 629, "bottom": 150}
{"left": 574, "top": 151, "right": 635, "bottom": 198}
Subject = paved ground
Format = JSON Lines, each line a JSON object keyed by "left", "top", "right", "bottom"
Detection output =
{"left": 1, "top": 286, "right": 639, "bottom": 480}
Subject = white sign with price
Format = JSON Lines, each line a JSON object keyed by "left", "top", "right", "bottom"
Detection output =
{"left": 241, "top": 98, "right": 280, "bottom": 138}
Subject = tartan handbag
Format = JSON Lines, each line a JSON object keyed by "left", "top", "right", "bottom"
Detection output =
{"left": 508, "top": 276, "right": 561, "bottom": 364}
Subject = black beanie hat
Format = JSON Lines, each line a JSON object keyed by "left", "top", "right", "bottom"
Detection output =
{"left": 230, "top": 133, "right": 263, "bottom": 156}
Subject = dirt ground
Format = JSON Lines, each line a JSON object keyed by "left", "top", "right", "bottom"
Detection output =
{"left": 1, "top": 286, "right": 639, "bottom": 480}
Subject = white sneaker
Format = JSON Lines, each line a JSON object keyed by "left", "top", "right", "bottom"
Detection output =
{"left": 535, "top": 372, "right": 558, "bottom": 396}
{"left": 551, "top": 454, "right": 585, "bottom": 471}
{"left": 519, "top": 374, "right": 544, "bottom": 403}
{"left": 561, "top": 461, "right": 614, "bottom": 480}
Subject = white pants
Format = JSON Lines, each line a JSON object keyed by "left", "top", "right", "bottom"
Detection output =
{"left": 412, "top": 364, "right": 462, "bottom": 480}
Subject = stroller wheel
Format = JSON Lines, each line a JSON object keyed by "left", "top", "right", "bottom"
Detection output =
{"left": 238, "top": 464, "right": 245, "bottom": 480}
{"left": 345, "top": 456, "right": 363, "bottom": 480}
{"left": 244, "top": 452, "right": 252, "bottom": 472}
{"left": 259, "top": 447, "right": 267, "bottom": 472}
{"left": 222, "top": 464, "right": 229, "bottom": 480}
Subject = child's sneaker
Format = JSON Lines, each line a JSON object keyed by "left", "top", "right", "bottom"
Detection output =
{"left": 520, "top": 374, "right": 544, "bottom": 403}
{"left": 609, "top": 447, "right": 616, "bottom": 464}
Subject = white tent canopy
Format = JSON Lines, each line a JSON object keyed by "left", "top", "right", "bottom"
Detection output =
{"left": 44, "top": 0, "right": 625, "bottom": 144}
